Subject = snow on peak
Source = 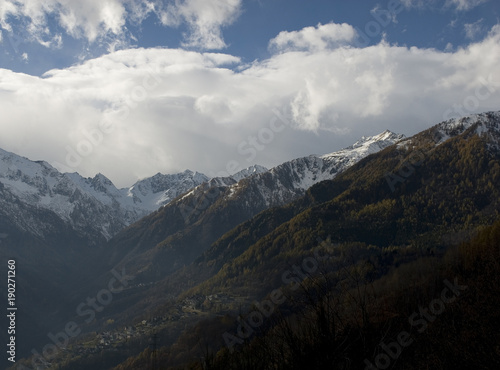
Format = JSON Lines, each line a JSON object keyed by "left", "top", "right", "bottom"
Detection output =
{"left": 372, "top": 129, "right": 405, "bottom": 142}
{"left": 230, "top": 165, "right": 269, "bottom": 182}
{"left": 222, "top": 130, "right": 405, "bottom": 209}
{"left": 0, "top": 149, "right": 207, "bottom": 240}
{"left": 433, "top": 110, "right": 500, "bottom": 145}
{"left": 90, "top": 173, "right": 115, "bottom": 192}
{"left": 125, "top": 170, "right": 210, "bottom": 210}
{"left": 0, "top": 144, "right": 275, "bottom": 242}
{"left": 321, "top": 130, "right": 405, "bottom": 162}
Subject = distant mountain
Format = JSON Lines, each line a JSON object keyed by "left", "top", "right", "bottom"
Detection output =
{"left": 0, "top": 149, "right": 268, "bottom": 244}
{"left": 124, "top": 170, "right": 209, "bottom": 212}
{"left": 104, "top": 129, "right": 405, "bottom": 281}
{"left": 435, "top": 111, "right": 500, "bottom": 144}
{"left": 226, "top": 129, "right": 406, "bottom": 209}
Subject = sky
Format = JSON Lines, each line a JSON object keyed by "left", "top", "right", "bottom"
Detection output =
{"left": 0, "top": 0, "right": 499, "bottom": 187}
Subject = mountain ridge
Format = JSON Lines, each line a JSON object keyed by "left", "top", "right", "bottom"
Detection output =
{"left": 0, "top": 150, "right": 268, "bottom": 242}
{"left": 102, "top": 129, "right": 407, "bottom": 284}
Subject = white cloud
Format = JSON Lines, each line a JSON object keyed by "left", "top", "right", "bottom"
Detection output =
{"left": 0, "top": 0, "right": 131, "bottom": 46}
{"left": 156, "top": 0, "right": 242, "bottom": 49}
{"left": 446, "top": 0, "right": 490, "bottom": 11}
{"left": 0, "top": 0, "right": 241, "bottom": 49}
{"left": 269, "top": 22, "right": 357, "bottom": 53}
{"left": 0, "top": 24, "right": 499, "bottom": 187}
{"left": 464, "top": 18, "right": 484, "bottom": 39}
{"left": 0, "top": 0, "right": 18, "bottom": 32}
{"left": 402, "top": 0, "right": 489, "bottom": 11}
{"left": 399, "top": 0, "right": 437, "bottom": 9}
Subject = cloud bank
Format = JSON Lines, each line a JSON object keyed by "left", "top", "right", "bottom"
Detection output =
{"left": 0, "top": 22, "right": 499, "bottom": 187}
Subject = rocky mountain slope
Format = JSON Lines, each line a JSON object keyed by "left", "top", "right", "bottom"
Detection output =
{"left": 104, "top": 130, "right": 406, "bottom": 281}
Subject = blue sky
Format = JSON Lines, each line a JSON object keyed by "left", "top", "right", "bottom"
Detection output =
{"left": 0, "top": 0, "right": 499, "bottom": 186}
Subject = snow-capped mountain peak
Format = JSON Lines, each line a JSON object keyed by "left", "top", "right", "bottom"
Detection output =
{"left": 125, "top": 170, "right": 210, "bottom": 210}
{"left": 323, "top": 130, "right": 406, "bottom": 159}
{"left": 0, "top": 147, "right": 270, "bottom": 242}
{"left": 230, "top": 165, "right": 269, "bottom": 182}
{"left": 434, "top": 111, "right": 500, "bottom": 145}
{"left": 282, "top": 130, "right": 405, "bottom": 192}
{"left": 175, "top": 130, "right": 406, "bottom": 216}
